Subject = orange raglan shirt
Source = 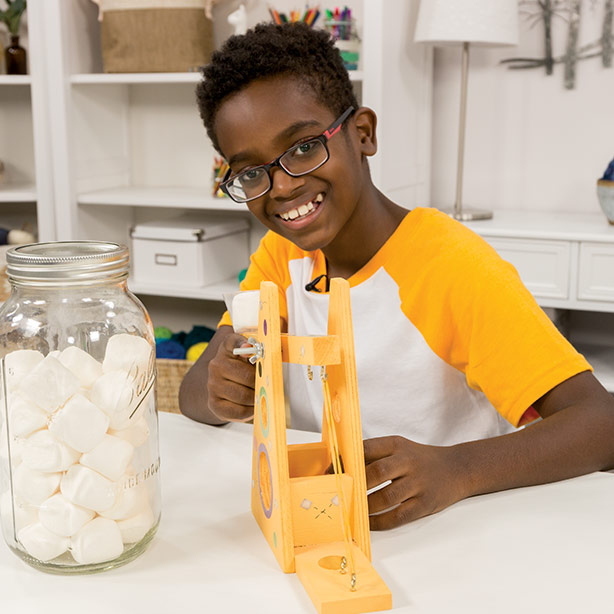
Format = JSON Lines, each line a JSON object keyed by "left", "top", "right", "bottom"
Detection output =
{"left": 220, "top": 208, "right": 591, "bottom": 443}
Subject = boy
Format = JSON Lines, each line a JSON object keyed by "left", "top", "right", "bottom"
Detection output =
{"left": 180, "top": 23, "right": 614, "bottom": 529}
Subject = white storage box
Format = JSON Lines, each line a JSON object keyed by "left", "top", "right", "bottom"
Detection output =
{"left": 130, "top": 217, "right": 249, "bottom": 287}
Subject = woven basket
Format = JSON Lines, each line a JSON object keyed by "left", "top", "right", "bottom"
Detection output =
{"left": 97, "top": 1, "right": 214, "bottom": 73}
{"left": 156, "top": 358, "right": 194, "bottom": 414}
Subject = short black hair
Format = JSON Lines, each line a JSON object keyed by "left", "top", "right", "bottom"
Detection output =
{"left": 196, "top": 22, "right": 358, "bottom": 154}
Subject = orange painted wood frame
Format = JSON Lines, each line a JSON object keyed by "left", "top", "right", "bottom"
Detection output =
{"left": 250, "top": 279, "right": 391, "bottom": 614}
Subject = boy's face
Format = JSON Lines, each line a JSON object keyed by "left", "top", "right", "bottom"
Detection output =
{"left": 214, "top": 76, "right": 371, "bottom": 253}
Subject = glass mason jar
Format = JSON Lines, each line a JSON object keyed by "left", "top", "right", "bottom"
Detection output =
{"left": 0, "top": 241, "right": 160, "bottom": 574}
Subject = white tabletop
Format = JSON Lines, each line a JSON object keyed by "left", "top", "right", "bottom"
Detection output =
{"left": 2, "top": 411, "right": 614, "bottom": 614}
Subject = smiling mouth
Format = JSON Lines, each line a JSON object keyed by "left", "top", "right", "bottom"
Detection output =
{"left": 277, "top": 193, "right": 324, "bottom": 222}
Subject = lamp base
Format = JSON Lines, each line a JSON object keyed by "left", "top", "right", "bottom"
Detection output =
{"left": 441, "top": 207, "right": 493, "bottom": 222}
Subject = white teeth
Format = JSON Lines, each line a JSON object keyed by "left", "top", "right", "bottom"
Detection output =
{"left": 279, "top": 195, "right": 321, "bottom": 222}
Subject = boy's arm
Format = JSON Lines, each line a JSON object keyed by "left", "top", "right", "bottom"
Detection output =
{"left": 364, "top": 370, "right": 614, "bottom": 530}
{"left": 179, "top": 325, "right": 256, "bottom": 425}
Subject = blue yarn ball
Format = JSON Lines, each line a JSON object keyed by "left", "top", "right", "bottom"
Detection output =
{"left": 156, "top": 340, "right": 186, "bottom": 360}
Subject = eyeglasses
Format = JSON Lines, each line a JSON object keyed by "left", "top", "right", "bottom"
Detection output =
{"left": 220, "top": 106, "right": 355, "bottom": 203}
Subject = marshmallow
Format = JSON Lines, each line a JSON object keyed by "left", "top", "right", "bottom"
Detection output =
{"left": 47, "top": 350, "right": 61, "bottom": 359}
{"left": 0, "top": 422, "right": 25, "bottom": 466}
{"left": 21, "top": 429, "right": 81, "bottom": 472}
{"left": 1, "top": 490, "right": 39, "bottom": 533}
{"left": 18, "top": 522, "right": 70, "bottom": 562}
{"left": 71, "top": 517, "right": 124, "bottom": 565}
{"left": 61, "top": 465, "right": 116, "bottom": 513}
{"left": 99, "top": 482, "right": 148, "bottom": 521}
{"left": 39, "top": 493, "right": 95, "bottom": 538}
{"left": 80, "top": 435, "right": 134, "bottom": 481}
{"left": 3, "top": 350, "right": 44, "bottom": 392}
{"left": 117, "top": 506, "right": 155, "bottom": 544}
{"left": 109, "top": 417, "right": 150, "bottom": 448}
{"left": 19, "top": 355, "right": 80, "bottom": 413}
{"left": 102, "top": 334, "right": 152, "bottom": 380}
{"left": 48, "top": 393, "right": 109, "bottom": 453}
{"left": 231, "top": 290, "right": 260, "bottom": 333}
{"left": 89, "top": 370, "right": 137, "bottom": 430}
{"left": 59, "top": 346, "right": 103, "bottom": 389}
{"left": 8, "top": 394, "right": 48, "bottom": 438}
{"left": 14, "top": 464, "right": 61, "bottom": 505}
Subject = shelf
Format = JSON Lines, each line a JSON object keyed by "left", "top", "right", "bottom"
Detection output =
{"left": 77, "top": 187, "right": 239, "bottom": 211}
{"left": 0, "top": 75, "right": 31, "bottom": 85}
{"left": 464, "top": 210, "right": 614, "bottom": 243}
{"left": 577, "top": 343, "right": 614, "bottom": 393}
{"left": 71, "top": 72, "right": 201, "bottom": 85}
{"left": 129, "top": 277, "right": 238, "bottom": 301}
{"left": 0, "top": 184, "right": 37, "bottom": 202}
{"left": 70, "top": 71, "right": 363, "bottom": 85}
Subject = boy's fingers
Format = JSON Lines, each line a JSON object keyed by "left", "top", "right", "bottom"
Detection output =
{"left": 210, "top": 397, "right": 254, "bottom": 422}
{"left": 369, "top": 496, "right": 426, "bottom": 531}
{"left": 364, "top": 456, "right": 406, "bottom": 490}
{"left": 363, "top": 435, "right": 406, "bottom": 462}
{"left": 367, "top": 476, "right": 415, "bottom": 514}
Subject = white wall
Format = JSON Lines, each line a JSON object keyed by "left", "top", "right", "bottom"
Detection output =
{"left": 429, "top": 6, "right": 614, "bottom": 214}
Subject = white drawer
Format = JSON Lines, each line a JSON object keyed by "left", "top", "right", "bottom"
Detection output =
{"left": 578, "top": 242, "right": 614, "bottom": 302}
{"left": 485, "top": 238, "right": 571, "bottom": 300}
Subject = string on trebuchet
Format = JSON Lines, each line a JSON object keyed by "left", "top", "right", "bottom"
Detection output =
{"left": 321, "top": 366, "right": 357, "bottom": 591}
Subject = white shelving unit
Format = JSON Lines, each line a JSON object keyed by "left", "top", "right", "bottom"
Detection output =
{"left": 77, "top": 186, "right": 240, "bottom": 211}
{"left": 0, "top": 5, "right": 55, "bottom": 242}
{"left": 24, "top": 0, "right": 431, "bottom": 328}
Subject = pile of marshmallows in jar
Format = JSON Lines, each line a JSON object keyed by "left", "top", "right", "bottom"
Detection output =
{"left": 0, "top": 334, "right": 156, "bottom": 565}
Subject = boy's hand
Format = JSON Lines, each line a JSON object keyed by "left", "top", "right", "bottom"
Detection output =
{"left": 363, "top": 436, "right": 464, "bottom": 530}
{"left": 207, "top": 333, "right": 256, "bottom": 423}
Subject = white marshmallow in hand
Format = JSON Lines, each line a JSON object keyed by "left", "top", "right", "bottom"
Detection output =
{"left": 71, "top": 517, "right": 124, "bottom": 565}
{"left": 18, "top": 522, "right": 70, "bottom": 562}
{"left": 14, "top": 464, "right": 61, "bottom": 505}
{"left": 19, "top": 355, "right": 80, "bottom": 413}
{"left": 102, "top": 334, "right": 152, "bottom": 380}
{"left": 59, "top": 346, "right": 103, "bottom": 389}
{"left": 117, "top": 506, "right": 155, "bottom": 544}
{"left": 90, "top": 370, "right": 139, "bottom": 430}
{"left": 21, "top": 429, "right": 80, "bottom": 473}
{"left": 109, "top": 417, "right": 150, "bottom": 448}
{"left": 39, "top": 493, "right": 95, "bottom": 538}
{"left": 48, "top": 393, "right": 109, "bottom": 453}
{"left": 8, "top": 394, "right": 48, "bottom": 438}
{"left": 3, "top": 349, "right": 44, "bottom": 392}
{"left": 80, "top": 435, "right": 134, "bottom": 481}
{"left": 61, "top": 465, "right": 116, "bottom": 513}
{"left": 231, "top": 290, "right": 260, "bottom": 333}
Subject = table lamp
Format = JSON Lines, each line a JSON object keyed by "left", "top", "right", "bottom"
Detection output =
{"left": 414, "top": 0, "right": 518, "bottom": 221}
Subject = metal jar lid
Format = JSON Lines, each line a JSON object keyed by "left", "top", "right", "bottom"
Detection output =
{"left": 6, "top": 241, "right": 130, "bottom": 286}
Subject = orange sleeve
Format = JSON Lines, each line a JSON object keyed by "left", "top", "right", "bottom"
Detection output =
{"left": 389, "top": 209, "right": 591, "bottom": 426}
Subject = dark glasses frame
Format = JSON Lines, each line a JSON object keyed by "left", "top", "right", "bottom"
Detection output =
{"left": 220, "top": 106, "right": 355, "bottom": 203}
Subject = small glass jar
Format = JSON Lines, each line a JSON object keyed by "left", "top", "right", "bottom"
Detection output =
{"left": 0, "top": 241, "right": 160, "bottom": 574}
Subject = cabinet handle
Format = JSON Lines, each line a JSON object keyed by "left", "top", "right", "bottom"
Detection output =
{"left": 154, "top": 253, "right": 177, "bottom": 266}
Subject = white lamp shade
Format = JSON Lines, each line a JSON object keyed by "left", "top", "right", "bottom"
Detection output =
{"left": 414, "top": 0, "right": 519, "bottom": 47}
